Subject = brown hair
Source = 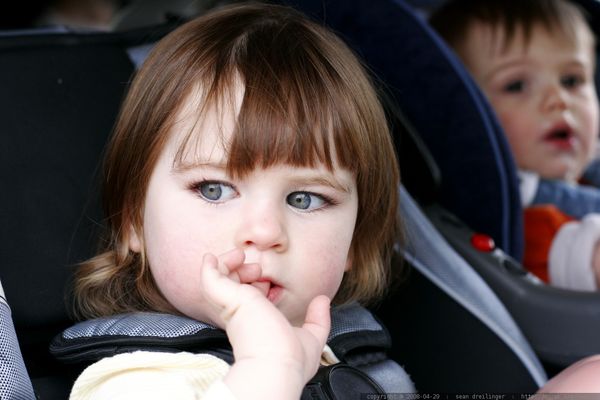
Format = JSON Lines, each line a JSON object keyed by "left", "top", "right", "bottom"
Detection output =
{"left": 74, "top": 2, "right": 400, "bottom": 319}
{"left": 429, "top": 0, "right": 594, "bottom": 54}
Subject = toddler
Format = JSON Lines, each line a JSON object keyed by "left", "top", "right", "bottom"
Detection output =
{"left": 430, "top": 0, "right": 600, "bottom": 291}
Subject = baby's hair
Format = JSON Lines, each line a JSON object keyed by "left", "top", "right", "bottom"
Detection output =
{"left": 429, "top": 0, "right": 594, "bottom": 54}
{"left": 74, "top": 2, "right": 400, "bottom": 319}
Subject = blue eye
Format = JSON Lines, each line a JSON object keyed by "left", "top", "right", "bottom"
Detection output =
{"left": 286, "top": 192, "right": 327, "bottom": 211}
{"left": 504, "top": 80, "right": 525, "bottom": 93}
{"left": 195, "top": 181, "right": 237, "bottom": 202}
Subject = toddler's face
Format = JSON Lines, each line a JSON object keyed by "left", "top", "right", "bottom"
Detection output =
{"left": 129, "top": 88, "right": 358, "bottom": 328}
{"left": 459, "top": 21, "right": 599, "bottom": 181}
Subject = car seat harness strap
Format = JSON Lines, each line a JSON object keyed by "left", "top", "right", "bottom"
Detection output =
{"left": 50, "top": 303, "right": 415, "bottom": 397}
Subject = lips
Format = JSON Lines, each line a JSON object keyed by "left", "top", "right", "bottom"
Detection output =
{"left": 543, "top": 122, "right": 576, "bottom": 150}
{"left": 267, "top": 285, "right": 283, "bottom": 302}
{"left": 256, "top": 278, "right": 283, "bottom": 303}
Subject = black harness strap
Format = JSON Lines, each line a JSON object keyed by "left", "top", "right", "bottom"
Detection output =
{"left": 51, "top": 303, "right": 413, "bottom": 397}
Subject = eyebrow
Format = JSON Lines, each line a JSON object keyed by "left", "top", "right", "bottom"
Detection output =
{"left": 171, "top": 161, "right": 227, "bottom": 173}
{"left": 483, "top": 59, "right": 531, "bottom": 83}
{"left": 485, "top": 58, "right": 592, "bottom": 83}
{"left": 287, "top": 175, "right": 353, "bottom": 194}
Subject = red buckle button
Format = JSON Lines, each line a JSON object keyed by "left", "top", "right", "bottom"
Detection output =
{"left": 470, "top": 233, "right": 495, "bottom": 252}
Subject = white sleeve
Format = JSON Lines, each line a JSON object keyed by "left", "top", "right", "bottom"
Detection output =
{"left": 548, "top": 214, "right": 600, "bottom": 291}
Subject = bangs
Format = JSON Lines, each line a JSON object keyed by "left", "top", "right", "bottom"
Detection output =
{"left": 229, "top": 70, "right": 351, "bottom": 176}
{"left": 172, "top": 14, "right": 367, "bottom": 177}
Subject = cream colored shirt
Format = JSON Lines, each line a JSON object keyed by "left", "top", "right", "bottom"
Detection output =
{"left": 70, "top": 346, "right": 340, "bottom": 399}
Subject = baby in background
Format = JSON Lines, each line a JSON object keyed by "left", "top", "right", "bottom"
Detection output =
{"left": 430, "top": 0, "right": 600, "bottom": 291}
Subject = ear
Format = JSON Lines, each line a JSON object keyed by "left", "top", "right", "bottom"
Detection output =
{"left": 128, "top": 224, "right": 142, "bottom": 253}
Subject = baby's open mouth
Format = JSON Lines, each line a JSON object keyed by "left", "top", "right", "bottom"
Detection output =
{"left": 549, "top": 129, "right": 570, "bottom": 139}
{"left": 544, "top": 127, "right": 575, "bottom": 149}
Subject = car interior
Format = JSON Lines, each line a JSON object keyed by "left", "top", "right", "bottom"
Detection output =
{"left": 1, "top": 0, "right": 600, "bottom": 397}
{"left": 0, "top": 19, "right": 182, "bottom": 397}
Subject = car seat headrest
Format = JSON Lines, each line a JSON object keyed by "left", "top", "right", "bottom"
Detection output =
{"left": 0, "top": 22, "right": 181, "bottom": 377}
{"left": 384, "top": 96, "right": 441, "bottom": 204}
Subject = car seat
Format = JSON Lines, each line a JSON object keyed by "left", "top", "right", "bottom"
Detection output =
{"left": 285, "top": 0, "right": 600, "bottom": 379}
{"left": 0, "top": 21, "right": 181, "bottom": 398}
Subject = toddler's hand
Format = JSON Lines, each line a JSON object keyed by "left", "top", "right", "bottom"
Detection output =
{"left": 199, "top": 249, "right": 330, "bottom": 400}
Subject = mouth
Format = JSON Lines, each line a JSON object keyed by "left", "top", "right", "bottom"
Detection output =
{"left": 256, "top": 278, "right": 283, "bottom": 303}
{"left": 543, "top": 124, "right": 576, "bottom": 150}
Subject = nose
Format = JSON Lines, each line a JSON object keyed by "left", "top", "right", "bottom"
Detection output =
{"left": 541, "top": 81, "right": 569, "bottom": 113}
{"left": 234, "top": 204, "right": 288, "bottom": 252}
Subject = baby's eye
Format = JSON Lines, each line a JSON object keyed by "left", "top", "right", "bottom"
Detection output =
{"left": 286, "top": 192, "right": 327, "bottom": 211}
{"left": 561, "top": 74, "right": 584, "bottom": 89}
{"left": 503, "top": 79, "right": 525, "bottom": 93}
{"left": 194, "top": 181, "right": 237, "bottom": 202}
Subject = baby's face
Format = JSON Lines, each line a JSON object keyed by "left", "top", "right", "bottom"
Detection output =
{"left": 129, "top": 87, "right": 358, "bottom": 328}
{"left": 458, "top": 21, "right": 599, "bottom": 181}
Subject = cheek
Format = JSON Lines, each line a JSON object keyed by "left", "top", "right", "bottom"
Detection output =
{"left": 145, "top": 235, "right": 201, "bottom": 296}
{"left": 142, "top": 209, "right": 230, "bottom": 298}
{"left": 581, "top": 101, "right": 600, "bottom": 146}
{"left": 317, "top": 268, "right": 346, "bottom": 298}
{"left": 144, "top": 203, "right": 231, "bottom": 258}
{"left": 304, "top": 251, "right": 347, "bottom": 300}
{"left": 144, "top": 223, "right": 217, "bottom": 315}
{"left": 497, "top": 107, "right": 522, "bottom": 134}
{"left": 487, "top": 94, "right": 532, "bottom": 138}
{"left": 305, "top": 223, "right": 354, "bottom": 293}
{"left": 497, "top": 109, "right": 533, "bottom": 153}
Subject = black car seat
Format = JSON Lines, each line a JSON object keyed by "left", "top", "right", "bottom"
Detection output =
{"left": 381, "top": 94, "right": 547, "bottom": 392}
{"left": 285, "top": 0, "right": 600, "bottom": 381}
{"left": 0, "top": 21, "right": 181, "bottom": 398}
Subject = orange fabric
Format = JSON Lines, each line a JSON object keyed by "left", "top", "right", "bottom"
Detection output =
{"left": 523, "top": 205, "right": 574, "bottom": 282}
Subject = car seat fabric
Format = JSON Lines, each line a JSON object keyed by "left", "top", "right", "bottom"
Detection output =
{"left": 0, "top": 32, "right": 134, "bottom": 377}
{"left": 0, "top": 282, "right": 35, "bottom": 400}
{"left": 577, "top": 0, "right": 600, "bottom": 35}
{"left": 0, "top": 23, "right": 179, "bottom": 399}
{"left": 398, "top": 186, "right": 547, "bottom": 388}
{"left": 50, "top": 303, "right": 415, "bottom": 395}
{"left": 286, "top": 0, "right": 523, "bottom": 261}
{"left": 332, "top": 89, "right": 548, "bottom": 390}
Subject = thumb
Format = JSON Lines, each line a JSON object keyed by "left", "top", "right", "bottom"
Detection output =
{"left": 302, "top": 295, "right": 331, "bottom": 349}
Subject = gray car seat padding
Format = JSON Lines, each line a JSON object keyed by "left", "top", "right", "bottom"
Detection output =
{"left": 0, "top": 282, "right": 35, "bottom": 400}
{"left": 399, "top": 186, "right": 547, "bottom": 387}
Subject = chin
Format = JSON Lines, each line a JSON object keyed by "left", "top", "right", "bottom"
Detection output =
{"left": 539, "top": 169, "right": 581, "bottom": 183}
{"left": 535, "top": 161, "right": 585, "bottom": 182}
